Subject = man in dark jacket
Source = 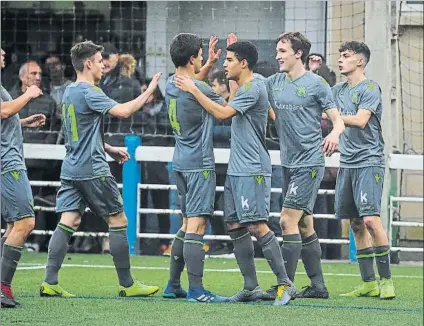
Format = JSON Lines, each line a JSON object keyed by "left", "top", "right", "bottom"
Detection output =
{"left": 9, "top": 60, "right": 60, "bottom": 252}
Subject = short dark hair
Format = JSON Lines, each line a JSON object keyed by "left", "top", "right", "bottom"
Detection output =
{"left": 210, "top": 70, "right": 229, "bottom": 89}
{"left": 277, "top": 32, "right": 311, "bottom": 64}
{"left": 71, "top": 41, "right": 103, "bottom": 72}
{"left": 338, "top": 41, "right": 371, "bottom": 66}
{"left": 226, "top": 41, "right": 258, "bottom": 70}
{"left": 170, "top": 33, "right": 203, "bottom": 68}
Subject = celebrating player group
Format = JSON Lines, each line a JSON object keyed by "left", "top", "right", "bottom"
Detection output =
{"left": 0, "top": 30, "right": 395, "bottom": 308}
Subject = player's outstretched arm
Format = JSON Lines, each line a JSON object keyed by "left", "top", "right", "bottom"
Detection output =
{"left": 321, "top": 108, "right": 345, "bottom": 156}
{"left": 174, "top": 75, "right": 237, "bottom": 120}
{"left": 194, "top": 36, "right": 222, "bottom": 81}
{"left": 104, "top": 143, "right": 130, "bottom": 164}
{"left": 20, "top": 113, "right": 46, "bottom": 128}
{"left": 108, "top": 72, "right": 162, "bottom": 119}
{"left": 1, "top": 85, "right": 43, "bottom": 119}
{"left": 341, "top": 109, "right": 372, "bottom": 129}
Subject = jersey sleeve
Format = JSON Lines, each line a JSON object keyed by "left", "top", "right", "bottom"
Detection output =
{"left": 265, "top": 75, "right": 276, "bottom": 108}
{"left": 228, "top": 82, "right": 259, "bottom": 115}
{"left": 315, "top": 78, "right": 337, "bottom": 112}
{"left": 85, "top": 86, "right": 118, "bottom": 115}
{"left": 358, "top": 82, "right": 381, "bottom": 113}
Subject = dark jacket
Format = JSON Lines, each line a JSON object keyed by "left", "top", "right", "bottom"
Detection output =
{"left": 9, "top": 82, "right": 60, "bottom": 145}
{"left": 9, "top": 82, "right": 60, "bottom": 170}
{"left": 100, "top": 65, "right": 141, "bottom": 103}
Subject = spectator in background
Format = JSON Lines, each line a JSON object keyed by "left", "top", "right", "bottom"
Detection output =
{"left": 100, "top": 42, "right": 120, "bottom": 96}
{"left": 9, "top": 61, "right": 59, "bottom": 145}
{"left": 306, "top": 54, "right": 336, "bottom": 87}
{"left": 103, "top": 53, "right": 142, "bottom": 142}
{"left": 305, "top": 53, "right": 341, "bottom": 259}
{"left": 45, "top": 54, "right": 73, "bottom": 108}
{"left": 109, "top": 54, "right": 142, "bottom": 103}
{"left": 44, "top": 54, "right": 73, "bottom": 144}
{"left": 137, "top": 79, "right": 172, "bottom": 256}
{"left": 207, "top": 70, "right": 233, "bottom": 256}
{"left": 9, "top": 60, "right": 60, "bottom": 252}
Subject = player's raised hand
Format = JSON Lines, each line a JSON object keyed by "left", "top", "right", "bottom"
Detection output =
{"left": 146, "top": 72, "right": 162, "bottom": 94}
{"left": 207, "top": 35, "right": 222, "bottom": 64}
{"left": 25, "top": 85, "right": 43, "bottom": 99}
{"left": 227, "top": 33, "right": 238, "bottom": 47}
{"left": 174, "top": 76, "right": 197, "bottom": 94}
{"left": 106, "top": 145, "right": 130, "bottom": 165}
{"left": 321, "top": 131, "right": 339, "bottom": 156}
{"left": 22, "top": 113, "right": 46, "bottom": 128}
{"left": 308, "top": 55, "right": 323, "bottom": 72}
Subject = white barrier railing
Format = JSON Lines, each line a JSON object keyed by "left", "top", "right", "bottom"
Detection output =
{"left": 3, "top": 144, "right": 422, "bottom": 257}
{"left": 389, "top": 196, "right": 424, "bottom": 253}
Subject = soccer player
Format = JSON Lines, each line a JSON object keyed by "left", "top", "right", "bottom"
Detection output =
{"left": 174, "top": 39, "right": 296, "bottom": 305}
{"left": 266, "top": 32, "right": 345, "bottom": 299}
{"left": 333, "top": 41, "right": 395, "bottom": 299}
{"left": 162, "top": 33, "right": 228, "bottom": 303}
{"left": 1, "top": 48, "right": 45, "bottom": 308}
{"left": 39, "top": 41, "right": 162, "bottom": 298}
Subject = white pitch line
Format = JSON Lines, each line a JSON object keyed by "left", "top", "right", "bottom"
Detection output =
{"left": 17, "top": 264, "right": 424, "bottom": 279}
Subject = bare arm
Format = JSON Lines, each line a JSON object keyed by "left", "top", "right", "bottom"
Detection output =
{"left": 20, "top": 113, "right": 46, "bottom": 128}
{"left": 194, "top": 36, "right": 222, "bottom": 81}
{"left": 321, "top": 108, "right": 345, "bottom": 156}
{"left": 341, "top": 109, "right": 372, "bottom": 129}
{"left": 108, "top": 72, "right": 162, "bottom": 119}
{"left": 1, "top": 85, "right": 42, "bottom": 119}
{"left": 175, "top": 76, "right": 237, "bottom": 120}
{"left": 268, "top": 107, "right": 276, "bottom": 121}
{"left": 326, "top": 108, "right": 345, "bottom": 135}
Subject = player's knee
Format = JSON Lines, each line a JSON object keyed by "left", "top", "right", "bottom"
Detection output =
{"left": 363, "top": 216, "right": 381, "bottom": 233}
{"left": 180, "top": 218, "right": 188, "bottom": 232}
{"left": 186, "top": 217, "right": 207, "bottom": 234}
{"left": 12, "top": 218, "right": 35, "bottom": 238}
{"left": 350, "top": 218, "right": 365, "bottom": 234}
{"left": 60, "top": 212, "right": 82, "bottom": 229}
{"left": 280, "top": 217, "right": 288, "bottom": 233}
{"left": 246, "top": 222, "right": 269, "bottom": 238}
{"left": 298, "top": 215, "right": 313, "bottom": 235}
{"left": 108, "top": 211, "right": 128, "bottom": 228}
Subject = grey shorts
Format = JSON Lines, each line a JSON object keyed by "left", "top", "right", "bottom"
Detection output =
{"left": 335, "top": 167, "right": 384, "bottom": 219}
{"left": 281, "top": 166, "right": 324, "bottom": 215}
{"left": 1, "top": 170, "right": 34, "bottom": 223}
{"left": 174, "top": 170, "right": 215, "bottom": 218}
{"left": 56, "top": 176, "right": 123, "bottom": 218}
{"left": 224, "top": 175, "right": 270, "bottom": 225}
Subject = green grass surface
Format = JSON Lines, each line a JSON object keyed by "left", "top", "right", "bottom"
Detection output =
{"left": 1, "top": 253, "right": 423, "bottom": 326}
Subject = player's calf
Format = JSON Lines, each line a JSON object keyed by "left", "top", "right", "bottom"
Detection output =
{"left": 1, "top": 217, "right": 35, "bottom": 308}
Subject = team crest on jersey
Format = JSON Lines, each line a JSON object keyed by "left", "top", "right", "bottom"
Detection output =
{"left": 202, "top": 170, "right": 210, "bottom": 180}
{"left": 310, "top": 168, "right": 318, "bottom": 180}
{"left": 374, "top": 173, "right": 382, "bottom": 183}
{"left": 245, "top": 83, "right": 252, "bottom": 91}
{"left": 255, "top": 175, "right": 263, "bottom": 185}
{"left": 296, "top": 86, "right": 306, "bottom": 97}
{"left": 352, "top": 91, "right": 358, "bottom": 105}
{"left": 368, "top": 83, "right": 375, "bottom": 90}
{"left": 10, "top": 170, "right": 19, "bottom": 181}
{"left": 200, "top": 81, "right": 210, "bottom": 88}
